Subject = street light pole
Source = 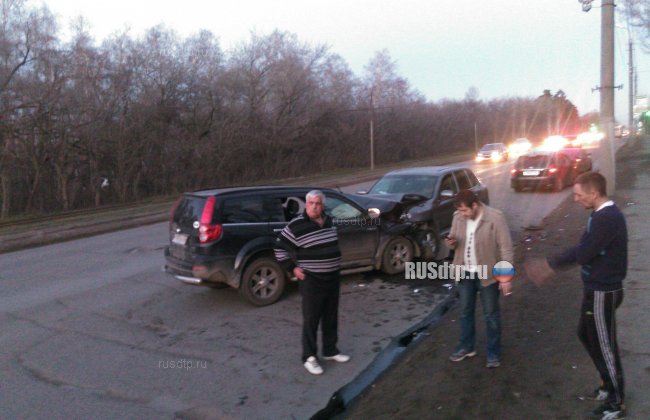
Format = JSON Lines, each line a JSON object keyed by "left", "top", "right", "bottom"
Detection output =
{"left": 600, "top": 0, "right": 616, "bottom": 195}
{"left": 369, "top": 89, "right": 375, "bottom": 171}
{"left": 628, "top": 29, "right": 634, "bottom": 136}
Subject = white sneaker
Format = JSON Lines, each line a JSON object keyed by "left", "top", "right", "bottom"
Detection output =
{"left": 323, "top": 353, "right": 351, "bottom": 363}
{"left": 303, "top": 356, "right": 323, "bottom": 375}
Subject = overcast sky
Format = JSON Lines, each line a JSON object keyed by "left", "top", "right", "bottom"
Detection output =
{"left": 38, "top": 0, "right": 650, "bottom": 124}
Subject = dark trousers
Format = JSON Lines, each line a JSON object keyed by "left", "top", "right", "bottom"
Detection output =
{"left": 300, "top": 274, "right": 340, "bottom": 362}
{"left": 578, "top": 289, "right": 625, "bottom": 404}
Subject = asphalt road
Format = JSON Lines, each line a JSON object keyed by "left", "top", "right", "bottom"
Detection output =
{"left": 0, "top": 148, "right": 602, "bottom": 419}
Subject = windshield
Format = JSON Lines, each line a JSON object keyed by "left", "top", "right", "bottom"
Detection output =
{"left": 481, "top": 144, "right": 501, "bottom": 151}
{"left": 368, "top": 175, "right": 438, "bottom": 198}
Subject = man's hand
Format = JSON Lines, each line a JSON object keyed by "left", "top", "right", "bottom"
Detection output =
{"left": 524, "top": 257, "right": 555, "bottom": 287}
{"left": 444, "top": 236, "right": 457, "bottom": 250}
{"left": 293, "top": 267, "right": 305, "bottom": 281}
{"left": 499, "top": 281, "right": 513, "bottom": 296}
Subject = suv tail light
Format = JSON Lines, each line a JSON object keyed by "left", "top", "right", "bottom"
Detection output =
{"left": 548, "top": 166, "right": 558, "bottom": 174}
{"left": 199, "top": 196, "right": 222, "bottom": 243}
{"left": 510, "top": 168, "right": 517, "bottom": 176}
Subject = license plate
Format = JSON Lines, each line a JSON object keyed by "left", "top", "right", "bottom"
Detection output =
{"left": 523, "top": 170, "right": 540, "bottom": 176}
{"left": 172, "top": 233, "right": 188, "bottom": 245}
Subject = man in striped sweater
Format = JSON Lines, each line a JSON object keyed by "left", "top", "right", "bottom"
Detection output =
{"left": 274, "top": 190, "right": 350, "bottom": 375}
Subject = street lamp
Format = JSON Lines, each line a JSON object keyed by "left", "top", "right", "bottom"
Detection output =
{"left": 579, "top": 0, "right": 594, "bottom": 13}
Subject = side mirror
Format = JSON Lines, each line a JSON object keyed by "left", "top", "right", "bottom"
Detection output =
{"left": 368, "top": 208, "right": 381, "bottom": 219}
{"left": 356, "top": 190, "right": 368, "bottom": 195}
{"left": 440, "top": 189, "right": 455, "bottom": 199}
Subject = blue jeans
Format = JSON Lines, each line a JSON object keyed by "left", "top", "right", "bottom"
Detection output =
{"left": 456, "top": 276, "right": 501, "bottom": 359}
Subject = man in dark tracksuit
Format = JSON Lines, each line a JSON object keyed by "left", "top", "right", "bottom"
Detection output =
{"left": 549, "top": 172, "right": 627, "bottom": 420}
{"left": 274, "top": 190, "right": 350, "bottom": 375}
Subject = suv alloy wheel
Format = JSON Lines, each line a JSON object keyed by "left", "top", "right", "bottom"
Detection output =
{"left": 381, "top": 237, "right": 414, "bottom": 275}
{"left": 239, "top": 256, "right": 286, "bottom": 306}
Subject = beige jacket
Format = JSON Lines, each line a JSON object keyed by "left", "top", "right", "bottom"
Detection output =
{"left": 448, "top": 205, "right": 514, "bottom": 287}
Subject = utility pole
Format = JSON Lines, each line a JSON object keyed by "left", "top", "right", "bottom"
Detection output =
{"left": 369, "top": 89, "right": 375, "bottom": 171}
{"left": 629, "top": 36, "right": 634, "bottom": 136}
{"left": 579, "top": 0, "right": 616, "bottom": 195}
{"left": 600, "top": 0, "right": 616, "bottom": 195}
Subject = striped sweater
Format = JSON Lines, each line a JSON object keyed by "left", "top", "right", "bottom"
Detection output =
{"left": 274, "top": 212, "right": 342, "bottom": 281}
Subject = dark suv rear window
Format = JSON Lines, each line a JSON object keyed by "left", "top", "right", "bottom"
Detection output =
{"left": 174, "top": 195, "right": 209, "bottom": 226}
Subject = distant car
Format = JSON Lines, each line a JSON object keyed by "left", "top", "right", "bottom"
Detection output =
{"left": 510, "top": 151, "right": 574, "bottom": 192}
{"left": 560, "top": 147, "right": 593, "bottom": 174}
{"left": 354, "top": 166, "right": 489, "bottom": 258}
{"left": 476, "top": 143, "right": 508, "bottom": 163}
{"left": 508, "top": 138, "right": 532, "bottom": 156}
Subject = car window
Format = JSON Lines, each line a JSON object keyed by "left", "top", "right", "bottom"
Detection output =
{"left": 324, "top": 196, "right": 363, "bottom": 221}
{"left": 454, "top": 170, "right": 472, "bottom": 190}
{"left": 517, "top": 155, "right": 549, "bottom": 169}
{"left": 222, "top": 196, "right": 284, "bottom": 223}
{"left": 174, "top": 196, "right": 207, "bottom": 225}
{"left": 368, "top": 175, "right": 437, "bottom": 198}
{"left": 439, "top": 174, "right": 458, "bottom": 196}
{"left": 278, "top": 195, "right": 305, "bottom": 221}
{"left": 465, "top": 170, "right": 479, "bottom": 187}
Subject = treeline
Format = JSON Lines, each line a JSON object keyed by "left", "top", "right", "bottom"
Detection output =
{"left": 0, "top": 0, "right": 583, "bottom": 217}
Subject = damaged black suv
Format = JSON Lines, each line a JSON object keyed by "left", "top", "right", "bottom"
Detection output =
{"left": 164, "top": 186, "right": 431, "bottom": 306}
{"left": 353, "top": 166, "right": 489, "bottom": 258}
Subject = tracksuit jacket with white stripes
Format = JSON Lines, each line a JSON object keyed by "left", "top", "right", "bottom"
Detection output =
{"left": 549, "top": 203, "right": 627, "bottom": 291}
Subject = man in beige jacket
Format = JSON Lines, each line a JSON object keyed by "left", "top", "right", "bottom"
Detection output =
{"left": 444, "top": 189, "right": 514, "bottom": 368}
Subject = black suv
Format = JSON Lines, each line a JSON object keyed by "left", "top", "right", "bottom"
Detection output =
{"left": 353, "top": 166, "right": 489, "bottom": 258}
{"left": 164, "top": 186, "right": 427, "bottom": 306}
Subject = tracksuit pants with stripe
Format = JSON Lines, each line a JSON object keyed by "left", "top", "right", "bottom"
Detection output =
{"left": 578, "top": 288, "right": 624, "bottom": 404}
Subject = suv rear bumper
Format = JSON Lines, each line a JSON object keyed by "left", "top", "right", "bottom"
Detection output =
{"left": 164, "top": 246, "right": 233, "bottom": 286}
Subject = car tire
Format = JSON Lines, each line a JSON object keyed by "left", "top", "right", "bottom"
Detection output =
{"left": 240, "top": 257, "right": 286, "bottom": 306}
{"left": 553, "top": 176, "right": 563, "bottom": 192}
{"left": 381, "top": 237, "right": 414, "bottom": 275}
{"left": 513, "top": 185, "right": 522, "bottom": 193}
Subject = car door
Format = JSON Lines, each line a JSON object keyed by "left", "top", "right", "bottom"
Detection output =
{"left": 324, "top": 193, "right": 379, "bottom": 267}
{"left": 431, "top": 172, "right": 459, "bottom": 234}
